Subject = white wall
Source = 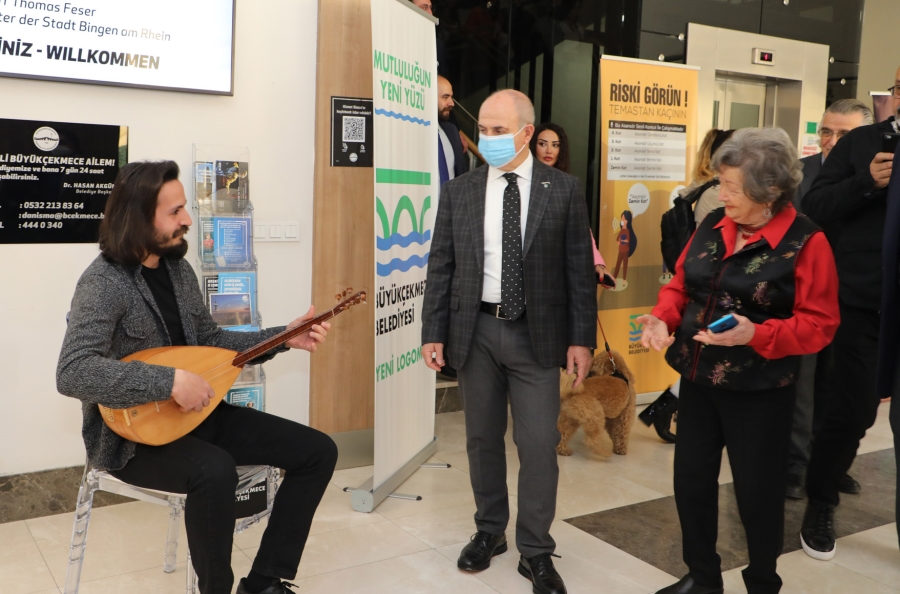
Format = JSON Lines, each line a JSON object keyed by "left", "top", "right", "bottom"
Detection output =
{"left": 0, "top": 0, "right": 319, "bottom": 476}
{"left": 857, "top": 0, "right": 897, "bottom": 103}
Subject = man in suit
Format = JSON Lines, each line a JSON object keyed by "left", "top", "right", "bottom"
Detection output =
{"left": 799, "top": 66, "right": 900, "bottom": 561}
{"left": 437, "top": 75, "right": 469, "bottom": 187}
{"left": 422, "top": 90, "right": 596, "bottom": 594}
{"left": 786, "top": 98, "right": 873, "bottom": 501}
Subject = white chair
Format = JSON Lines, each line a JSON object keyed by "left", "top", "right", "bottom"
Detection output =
{"left": 64, "top": 458, "right": 278, "bottom": 594}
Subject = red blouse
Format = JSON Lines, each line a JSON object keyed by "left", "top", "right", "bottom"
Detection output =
{"left": 651, "top": 206, "right": 841, "bottom": 359}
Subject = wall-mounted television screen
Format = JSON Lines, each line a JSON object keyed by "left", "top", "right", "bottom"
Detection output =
{"left": 0, "top": 0, "right": 235, "bottom": 95}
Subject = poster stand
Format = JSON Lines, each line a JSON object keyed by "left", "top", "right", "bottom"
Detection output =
{"left": 192, "top": 143, "right": 268, "bottom": 515}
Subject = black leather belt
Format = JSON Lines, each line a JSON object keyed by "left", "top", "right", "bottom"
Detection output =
{"left": 480, "top": 302, "right": 523, "bottom": 320}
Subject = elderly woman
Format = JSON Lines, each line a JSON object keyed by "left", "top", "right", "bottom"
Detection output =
{"left": 639, "top": 128, "right": 840, "bottom": 594}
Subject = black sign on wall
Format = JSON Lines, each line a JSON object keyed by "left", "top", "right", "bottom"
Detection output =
{"left": 331, "top": 97, "right": 373, "bottom": 167}
{"left": 0, "top": 118, "right": 128, "bottom": 244}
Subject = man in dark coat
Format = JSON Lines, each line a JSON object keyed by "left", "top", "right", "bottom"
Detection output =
{"left": 787, "top": 99, "right": 873, "bottom": 501}
{"left": 799, "top": 66, "right": 900, "bottom": 561}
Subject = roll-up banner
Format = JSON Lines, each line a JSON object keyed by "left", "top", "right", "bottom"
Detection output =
{"left": 370, "top": 0, "right": 437, "bottom": 488}
{"left": 598, "top": 56, "right": 699, "bottom": 395}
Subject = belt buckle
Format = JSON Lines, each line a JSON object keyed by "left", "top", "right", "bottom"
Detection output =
{"left": 495, "top": 305, "right": 509, "bottom": 320}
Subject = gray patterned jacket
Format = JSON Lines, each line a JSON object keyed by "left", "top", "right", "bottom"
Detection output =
{"left": 57, "top": 255, "right": 287, "bottom": 471}
{"left": 422, "top": 160, "right": 597, "bottom": 369}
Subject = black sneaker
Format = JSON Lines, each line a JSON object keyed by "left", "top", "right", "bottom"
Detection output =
{"left": 800, "top": 502, "right": 836, "bottom": 560}
{"left": 236, "top": 578, "right": 297, "bottom": 594}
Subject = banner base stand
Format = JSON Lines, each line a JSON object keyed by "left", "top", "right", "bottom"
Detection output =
{"left": 348, "top": 437, "right": 438, "bottom": 513}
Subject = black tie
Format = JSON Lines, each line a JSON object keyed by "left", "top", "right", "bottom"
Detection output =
{"left": 501, "top": 172, "right": 525, "bottom": 320}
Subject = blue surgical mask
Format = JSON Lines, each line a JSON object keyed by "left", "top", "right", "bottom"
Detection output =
{"left": 478, "top": 126, "right": 526, "bottom": 168}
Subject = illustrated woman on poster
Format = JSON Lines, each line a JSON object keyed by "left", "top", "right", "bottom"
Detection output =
{"left": 613, "top": 210, "right": 637, "bottom": 287}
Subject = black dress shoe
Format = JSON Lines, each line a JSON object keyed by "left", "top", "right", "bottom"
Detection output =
{"left": 638, "top": 388, "right": 678, "bottom": 443}
{"left": 838, "top": 473, "right": 861, "bottom": 494}
{"left": 518, "top": 553, "right": 566, "bottom": 594}
{"left": 785, "top": 475, "right": 806, "bottom": 500}
{"left": 457, "top": 531, "right": 507, "bottom": 571}
{"left": 655, "top": 574, "right": 723, "bottom": 594}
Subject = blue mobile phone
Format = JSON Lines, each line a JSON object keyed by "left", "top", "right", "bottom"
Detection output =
{"left": 707, "top": 314, "right": 738, "bottom": 334}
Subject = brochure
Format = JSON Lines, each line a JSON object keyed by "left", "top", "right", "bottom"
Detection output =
{"left": 226, "top": 385, "right": 264, "bottom": 409}
{"left": 213, "top": 216, "right": 252, "bottom": 268}
{"left": 209, "top": 292, "right": 252, "bottom": 327}
{"left": 216, "top": 271, "right": 257, "bottom": 330}
{"left": 195, "top": 161, "right": 214, "bottom": 207}
{"left": 213, "top": 160, "right": 249, "bottom": 213}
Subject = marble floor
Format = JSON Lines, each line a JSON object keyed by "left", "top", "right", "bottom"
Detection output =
{"left": 4, "top": 402, "right": 897, "bottom": 594}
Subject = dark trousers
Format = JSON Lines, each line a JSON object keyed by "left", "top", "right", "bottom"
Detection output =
{"left": 675, "top": 379, "right": 795, "bottom": 594}
{"left": 457, "top": 311, "right": 561, "bottom": 558}
{"left": 112, "top": 403, "right": 338, "bottom": 594}
{"left": 891, "top": 353, "right": 900, "bottom": 545}
{"left": 806, "top": 304, "right": 881, "bottom": 507}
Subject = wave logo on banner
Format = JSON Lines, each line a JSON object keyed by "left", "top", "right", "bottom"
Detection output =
{"left": 628, "top": 313, "right": 646, "bottom": 343}
{"left": 375, "top": 194, "right": 431, "bottom": 277}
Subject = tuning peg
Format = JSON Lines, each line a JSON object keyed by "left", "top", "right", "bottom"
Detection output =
{"left": 334, "top": 293, "right": 341, "bottom": 301}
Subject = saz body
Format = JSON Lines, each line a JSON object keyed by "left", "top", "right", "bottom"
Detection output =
{"left": 98, "top": 290, "right": 366, "bottom": 446}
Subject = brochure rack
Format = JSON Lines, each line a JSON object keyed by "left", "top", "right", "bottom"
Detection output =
{"left": 193, "top": 144, "right": 267, "bottom": 514}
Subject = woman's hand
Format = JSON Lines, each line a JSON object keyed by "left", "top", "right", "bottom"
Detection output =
{"left": 637, "top": 314, "right": 675, "bottom": 352}
{"left": 693, "top": 313, "right": 755, "bottom": 346}
{"left": 595, "top": 264, "right": 606, "bottom": 275}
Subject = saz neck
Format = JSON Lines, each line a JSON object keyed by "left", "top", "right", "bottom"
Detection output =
{"left": 231, "top": 304, "right": 343, "bottom": 367}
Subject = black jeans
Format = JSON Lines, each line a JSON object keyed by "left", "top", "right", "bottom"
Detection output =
{"left": 806, "top": 304, "right": 881, "bottom": 507}
{"left": 112, "top": 403, "right": 338, "bottom": 594}
{"left": 675, "top": 379, "right": 795, "bottom": 594}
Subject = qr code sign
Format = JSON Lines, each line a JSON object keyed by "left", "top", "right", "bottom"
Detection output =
{"left": 342, "top": 116, "right": 366, "bottom": 142}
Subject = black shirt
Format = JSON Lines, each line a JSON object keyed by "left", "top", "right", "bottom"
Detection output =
{"left": 141, "top": 263, "right": 187, "bottom": 346}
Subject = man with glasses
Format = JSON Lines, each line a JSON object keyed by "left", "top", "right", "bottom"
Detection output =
{"left": 786, "top": 99, "right": 873, "bottom": 502}
{"left": 797, "top": 99, "right": 874, "bottom": 204}
{"left": 799, "top": 67, "right": 900, "bottom": 561}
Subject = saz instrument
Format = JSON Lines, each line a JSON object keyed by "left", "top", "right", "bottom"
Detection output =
{"left": 98, "top": 289, "right": 367, "bottom": 446}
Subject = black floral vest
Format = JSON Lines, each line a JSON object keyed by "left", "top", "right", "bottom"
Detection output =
{"left": 665, "top": 208, "right": 821, "bottom": 391}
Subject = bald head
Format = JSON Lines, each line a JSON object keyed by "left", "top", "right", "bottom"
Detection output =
{"left": 481, "top": 90, "right": 536, "bottom": 129}
{"left": 478, "top": 89, "right": 536, "bottom": 171}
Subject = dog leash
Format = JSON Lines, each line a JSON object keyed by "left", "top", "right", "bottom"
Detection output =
{"left": 596, "top": 313, "right": 629, "bottom": 386}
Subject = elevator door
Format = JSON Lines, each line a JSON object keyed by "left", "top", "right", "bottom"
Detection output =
{"left": 713, "top": 77, "right": 768, "bottom": 130}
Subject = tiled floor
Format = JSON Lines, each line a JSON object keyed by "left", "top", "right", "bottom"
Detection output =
{"left": 4, "top": 402, "right": 897, "bottom": 594}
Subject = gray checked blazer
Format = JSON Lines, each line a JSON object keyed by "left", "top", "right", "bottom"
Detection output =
{"left": 57, "top": 255, "right": 287, "bottom": 471}
{"left": 421, "top": 159, "right": 597, "bottom": 370}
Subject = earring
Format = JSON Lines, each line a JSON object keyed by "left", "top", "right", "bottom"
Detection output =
{"left": 764, "top": 205, "right": 773, "bottom": 220}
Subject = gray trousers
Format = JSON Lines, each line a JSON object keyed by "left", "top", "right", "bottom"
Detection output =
{"left": 457, "top": 311, "right": 561, "bottom": 558}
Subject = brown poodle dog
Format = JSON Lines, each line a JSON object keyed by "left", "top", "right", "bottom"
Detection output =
{"left": 557, "top": 350, "right": 636, "bottom": 456}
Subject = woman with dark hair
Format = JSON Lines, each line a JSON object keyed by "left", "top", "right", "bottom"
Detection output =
{"left": 531, "top": 122, "right": 570, "bottom": 173}
{"left": 530, "top": 122, "right": 609, "bottom": 279}
{"left": 639, "top": 128, "right": 840, "bottom": 594}
{"left": 612, "top": 209, "right": 637, "bottom": 286}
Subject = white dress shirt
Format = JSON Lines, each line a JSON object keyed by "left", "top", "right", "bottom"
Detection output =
{"left": 437, "top": 125, "right": 456, "bottom": 181}
{"left": 482, "top": 151, "right": 533, "bottom": 303}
